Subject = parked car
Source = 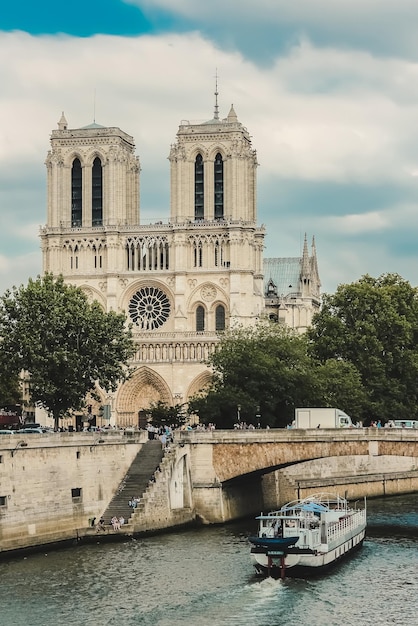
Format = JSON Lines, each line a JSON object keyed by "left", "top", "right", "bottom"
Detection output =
{"left": 19, "top": 427, "right": 44, "bottom": 434}
{"left": 0, "top": 429, "right": 15, "bottom": 434}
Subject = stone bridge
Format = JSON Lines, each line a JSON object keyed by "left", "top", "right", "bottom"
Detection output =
{"left": 1, "top": 429, "right": 417, "bottom": 552}
{"left": 169, "top": 428, "right": 418, "bottom": 523}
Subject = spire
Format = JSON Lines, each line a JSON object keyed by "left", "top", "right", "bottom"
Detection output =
{"left": 311, "top": 236, "right": 318, "bottom": 267}
{"left": 227, "top": 104, "right": 238, "bottom": 123}
{"left": 301, "top": 233, "right": 310, "bottom": 276}
{"left": 214, "top": 70, "right": 219, "bottom": 120}
{"left": 58, "top": 112, "right": 68, "bottom": 131}
{"left": 311, "top": 236, "right": 321, "bottom": 291}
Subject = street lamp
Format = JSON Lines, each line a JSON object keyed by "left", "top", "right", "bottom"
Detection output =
{"left": 11, "top": 441, "right": 28, "bottom": 457}
{"left": 90, "top": 437, "right": 105, "bottom": 451}
{"left": 256, "top": 405, "right": 261, "bottom": 426}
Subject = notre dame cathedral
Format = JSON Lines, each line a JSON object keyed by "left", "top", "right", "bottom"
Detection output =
{"left": 40, "top": 96, "right": 320, "bottom": 426}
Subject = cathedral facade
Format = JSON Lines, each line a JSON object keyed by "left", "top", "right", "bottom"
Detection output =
{"left": 40, "top": 101, "right": 320, "bottom": 426}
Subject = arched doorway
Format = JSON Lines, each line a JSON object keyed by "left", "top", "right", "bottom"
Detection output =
{"left": 116, "top": 367, "right": 172, "bottom": 428}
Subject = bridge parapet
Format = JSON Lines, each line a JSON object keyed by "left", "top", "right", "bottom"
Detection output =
{"left": 177, "top": 428, "right": 418, "bottom": 445}
{"left": 177, "top": 428, "right": 418, "bottom": 484}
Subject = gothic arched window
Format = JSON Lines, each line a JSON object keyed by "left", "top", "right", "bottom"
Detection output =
{"left": 214, "top": 152, "right": 224, "bottom": 219}
{"left": 215, "top": 304, "right": 226, "bottom": 331}
{"left": 92, "top": 157, "right": 103, "bottom": 226}
{"left": 193, "top": 241, "right": 203, "bottom": 268}
{"left": 71, "top": 158, "right": 82, "bottom": 227}
{"left": 195, "top": 154, "right": 204, "bottom": 220}
{"left": 196, "top": 305, "right": 205, "bottom": 332}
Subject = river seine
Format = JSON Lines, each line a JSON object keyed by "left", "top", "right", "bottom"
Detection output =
{"left": 1, "top": 494, "right": 417, "bottom": 626}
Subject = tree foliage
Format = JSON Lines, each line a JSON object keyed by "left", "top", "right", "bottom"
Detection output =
{"left": 0, "top": 273, "right": 136, "bottom": 429}
{"left": 188, "top": 322, "right": 365, "bottom": 428}
{"left": 308, "top": 273, "right": 418, "bottom": 422}
{"left": 0, "top": 369, "right": 22, "bottom": 408}
{"left": 148, "top": 400, "right": 187, "bottom": 429}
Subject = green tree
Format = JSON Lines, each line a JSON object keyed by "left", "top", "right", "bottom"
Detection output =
{"left": 0, "top": 369, "right": 22, "bottom": 408}
{"left": 308, "top": 273, "right": 418, "bottom": 423}
{"left": 148, "top": 400, "right": 187, "bottom": 429}
{"left": 188, "top": 322, "right": 359, "bottom": 428}
{"left": 0, "top": 273, "right": 136, "bottom": 430}
{"left": 310, "top": 358, "right": 367, "bottom": 421}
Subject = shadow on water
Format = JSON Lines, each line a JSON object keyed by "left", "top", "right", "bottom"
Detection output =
{"left": 365, "top": 493, "right": 418, "bottom": 538}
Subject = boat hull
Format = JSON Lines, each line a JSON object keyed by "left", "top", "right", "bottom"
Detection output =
{"left": 251, "top": 528, "right": 366, "bottom": 578}
{"left": 248, "top": 536, "right": 300, "bottom": 550}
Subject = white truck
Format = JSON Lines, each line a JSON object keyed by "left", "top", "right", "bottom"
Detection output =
{"left": 294, "top": 407, "right": 353, "bottom": 429}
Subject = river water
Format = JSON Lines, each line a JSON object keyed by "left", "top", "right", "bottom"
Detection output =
{"left": 1, "top": 494, "right": 417, "bottom": 626}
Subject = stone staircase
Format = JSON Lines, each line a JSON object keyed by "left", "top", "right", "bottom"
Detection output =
{"left": 100, "top": 439, "right": 164, "bottom": 526}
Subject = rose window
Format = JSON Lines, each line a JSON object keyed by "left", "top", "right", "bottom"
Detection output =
{"left": 128, "top": 286, "right": 171, "bottom": 330}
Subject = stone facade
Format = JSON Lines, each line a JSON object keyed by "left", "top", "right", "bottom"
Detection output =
{"left": 40, "top": 102, "right": 320, "bottom": 427}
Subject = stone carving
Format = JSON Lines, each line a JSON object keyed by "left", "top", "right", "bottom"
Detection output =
{"left": 201, "top": 285, "right": 217, "bottom": 301}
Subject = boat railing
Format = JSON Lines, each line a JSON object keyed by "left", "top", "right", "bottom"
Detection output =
{"left": 327, "top": 509, "right": 366, "bottom": 543}
{"left": 259, "top": 524, "right": 276, "bottom": 538}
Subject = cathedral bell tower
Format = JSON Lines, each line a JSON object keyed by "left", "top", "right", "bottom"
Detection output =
{"left": 40, "top": 99, "right": 266, "bottom": 426}
{"left": 168, "top": 95, "right": 265, "bottom": 327}
{"left": 42, "top": 114, "right": 140, "bottom": 296}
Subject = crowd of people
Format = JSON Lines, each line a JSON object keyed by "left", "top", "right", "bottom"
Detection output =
{"left": 146, "top": 424, "right": 175, "bottom": 447}
{"left": 93, "top": 515, "right": 127, "bottom": 532}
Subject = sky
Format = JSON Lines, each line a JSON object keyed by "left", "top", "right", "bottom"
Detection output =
{"left": 2, "top": 0, "right": 418, "bottom": 296}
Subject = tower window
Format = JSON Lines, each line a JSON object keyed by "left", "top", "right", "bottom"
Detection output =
{"left": 215, "top": 305, "right": 226, "bottom": 331}
{"left": 214, "top": 153, "right": 224, "bottom": 219}
{"left": 71, "top": 158, "right": 82, "bottom": 227}
{"left": 195, "top": 154, "right": 204, "bottom": 220}
{"left": 196, "top": 305, "right": 205, "bottom": 332}
{"left": 193, "top": 241, "right": 203, "bottom": 268}
{"left": 92, "top": 157, "right": 103, "bottom": 226}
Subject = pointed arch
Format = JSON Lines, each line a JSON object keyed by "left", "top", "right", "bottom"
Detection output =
{"left": 186, "top": 371, "right": 213, "bottom": 400}
{"left": 116, "top": 366, "right": 172, "bottom": 426}
{"left": 194, "top": 153, "right": 204, "bottom": 220}
{"left": 215, "top": 304, "right": 226, "bottom": 331}
{"left": 71, "top": 158, "right": 82, "bottom": 227}
{"left": 196, "top": 304, "right": 205, "bottom": 332}
{"left": 214, "top": 152, "right": 224, "bottom": 219}
{"left": 92, "top": 156, "right": 103, "bottom": 226}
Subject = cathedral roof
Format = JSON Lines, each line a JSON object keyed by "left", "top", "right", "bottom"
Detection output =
{"left": 80, "top": 122, "right": 106, "bottom": 129}
{"left": 263, "top": 257, "right": 302, "bottom": 297}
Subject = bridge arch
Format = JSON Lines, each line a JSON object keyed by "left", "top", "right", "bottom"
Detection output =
{"left": 179, "top": 430, "right": 418, "bottom": 523}
{"left": 168, "top": 449, "right": 192, "bottom": 510}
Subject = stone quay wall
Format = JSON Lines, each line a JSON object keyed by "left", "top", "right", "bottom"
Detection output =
{"left": 0, "top": 431, "right": 146, "bottom": 553}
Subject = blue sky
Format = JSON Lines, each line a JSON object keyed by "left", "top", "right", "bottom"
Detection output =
{"left": 2, "top": 0, "right": 418, "bottom": 295}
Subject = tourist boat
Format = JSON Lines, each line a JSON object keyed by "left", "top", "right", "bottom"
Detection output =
{"left": 249, "top": 492, "right": 367, "bottom": 578}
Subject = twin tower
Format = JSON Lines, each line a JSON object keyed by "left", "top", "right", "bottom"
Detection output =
{"left": 41, "top": 102, "right": 320, "bottom": 426}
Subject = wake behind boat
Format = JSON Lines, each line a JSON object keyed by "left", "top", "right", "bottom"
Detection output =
{"left": 249, "top": 492, "right": 366, "bottom": 579}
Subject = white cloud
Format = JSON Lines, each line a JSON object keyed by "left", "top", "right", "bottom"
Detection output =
{"left": 324, "top": 211, "right": 389, "bottom": 235}
{"left": 320, "top": 202, "right": 418, "bottom": 236}
{"left": 1, "top": 28, "right": 418, "bottom": 294}
{"left": 2, "top": 31, "right": 418, "bottom": 184}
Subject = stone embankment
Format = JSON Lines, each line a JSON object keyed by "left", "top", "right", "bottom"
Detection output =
{"left": 1, "top": 428, "right": 418, "bottom": 556}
